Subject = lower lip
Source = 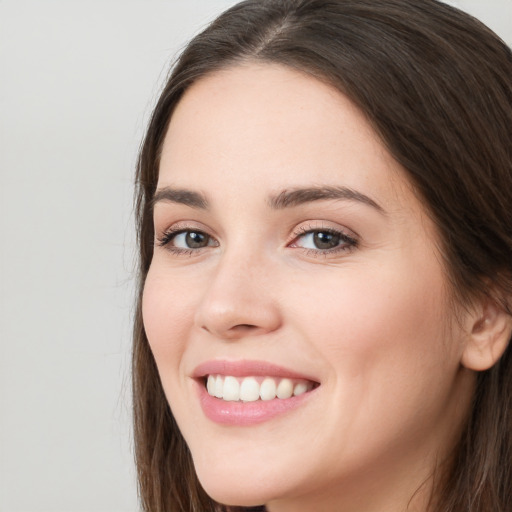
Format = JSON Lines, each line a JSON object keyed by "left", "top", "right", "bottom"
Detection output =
{"left": 196, "top": 381, "right": 315, "bottom": 426}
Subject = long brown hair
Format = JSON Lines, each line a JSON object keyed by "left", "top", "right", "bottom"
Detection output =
{"left": 133, "top": 1, "right": 512, "bottom": 510}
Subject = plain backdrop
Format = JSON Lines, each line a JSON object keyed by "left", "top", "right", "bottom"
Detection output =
{"left": 0, "top": 1, "right": 510, "bottom": 511}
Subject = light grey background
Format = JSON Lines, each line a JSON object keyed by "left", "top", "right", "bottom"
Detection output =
{"left": 0, "top": 1, "right": 510, "bottom": 511}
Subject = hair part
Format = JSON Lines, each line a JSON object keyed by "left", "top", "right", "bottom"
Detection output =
{"left": 133, "top": 1, "right": 512, "bottom": 510}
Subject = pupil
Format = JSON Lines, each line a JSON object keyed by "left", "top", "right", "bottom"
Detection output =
{"left": 186, "top": 231, "right": 208, "bottom": 248}
{"left": 314, "top": 231, "right": 339, "bottom": 249}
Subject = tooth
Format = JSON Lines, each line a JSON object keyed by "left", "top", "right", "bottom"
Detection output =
{"left": 214, "top": 375, "right": 224, "bottom": 398}
{"left": 223, "top": 376, "right": 240, "bottom": 401}
{"left": 239, "top": 377, "right": 260, "bottom": 402}
{"left": 277, "top": 378, "right": 294, "bottom": 399}
{"left": 209, "top": 374, "right": 313, "bottom": 402}
{"left": 293, "top": 381, "right": 308, "bottom": 396}
{"left": 206, "top": 375, "right": 216, "bottom": 396}
{"left": 260, "top": 378, "right": 277, "bottom": 401}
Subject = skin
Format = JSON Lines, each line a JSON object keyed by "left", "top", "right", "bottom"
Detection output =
{"left": 142, "top": 63, "right": 479, "bottom": 512}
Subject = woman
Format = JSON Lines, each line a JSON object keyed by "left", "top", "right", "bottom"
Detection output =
{"left": 133, "top": 1, "right": 512, "bottom": 510}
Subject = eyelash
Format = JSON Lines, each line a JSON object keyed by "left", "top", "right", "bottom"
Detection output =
{"left": 156, "top": 225, "right": 213, "bottom": 257}
{"left": 156, "top": 224, "right": 358, "bottom": 257}
{"left": 289, "top": 225, "right": 358, "bottom": 256}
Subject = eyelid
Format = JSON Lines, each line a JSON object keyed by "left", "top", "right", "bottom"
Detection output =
{"left": 155, "top": 220, "right": 212, "bottom": 239}
{"left": 155, "top": 221, "right": 219, "bottom": 251}
{"left": 287, "top": 222, "right": 359, "bottom": 256}
{"left": 289, "top": 220, "right": 358, "bottom": 242}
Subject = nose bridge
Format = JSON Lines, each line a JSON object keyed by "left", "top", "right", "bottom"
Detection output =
{"left": 194, "top": 241, "right": 281, "bottom": 339}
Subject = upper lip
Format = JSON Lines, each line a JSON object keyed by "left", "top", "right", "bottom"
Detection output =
{"left": 192, "top": 359, "right": 320, "bottom": 383}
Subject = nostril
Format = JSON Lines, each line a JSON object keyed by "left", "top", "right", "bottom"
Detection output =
{"left": 200, "top": 323, "right": 258, "bottom": 337}
{"left": 234, "top": 324, "right": 261, "bottom": 332}
{"left": 227, "top": 324, "right": 264, "bottom": 340}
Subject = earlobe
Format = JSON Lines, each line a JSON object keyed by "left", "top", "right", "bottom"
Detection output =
{"left": 461, "top": 299, "right": 512, "bottom": 371}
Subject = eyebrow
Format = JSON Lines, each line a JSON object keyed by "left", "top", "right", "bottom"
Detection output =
{"left": 151, "top": 187, "right": 209, "bottom": 210}
{"left": 268, "top": 186, "right": 386, "bottom": 214}
{"left": 151, "top": 185, "right": 385, "bottom": 214}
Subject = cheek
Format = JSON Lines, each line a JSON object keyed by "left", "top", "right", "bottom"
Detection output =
{"left": 282, "top": 261, "right": 463, "bottom": 470}
{"left": 142, "top": 264, "right": 196, "bottom": 369}
{"left": 292, "top": 261, "right": 447, "bottom": 350}
{"left": 289, "top": 258, "right": 458, "bottom": 410}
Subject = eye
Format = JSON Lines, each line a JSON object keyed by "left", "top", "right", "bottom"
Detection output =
{"left": 299, "top": 231, "right": 341, "bottom": 250}
{"left": 289, "top": 227, "right": 357, "bottom": 254}
{"left": 173, "top": 231, "right": 212, "bottom": 249}
{"left": 157, "top": 227, "right": 219, "bottom": 253}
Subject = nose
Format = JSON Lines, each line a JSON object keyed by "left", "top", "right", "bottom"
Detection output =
{"left": 193, "top": 251, "right": 282, "bottom": 340}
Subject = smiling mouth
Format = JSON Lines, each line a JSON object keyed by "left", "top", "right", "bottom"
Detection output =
{"left": 205, "top": 375, "right": 319, "bottom": 402}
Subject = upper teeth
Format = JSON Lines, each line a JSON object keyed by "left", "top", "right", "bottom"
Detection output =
{"left": 206, "top": 375, "right": 313, "bottom": 402}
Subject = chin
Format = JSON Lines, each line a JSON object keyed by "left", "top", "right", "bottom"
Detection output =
{"left": 198, "top": 476, "right": 269, "bottom": 508}
{"left": 193, "top": 458, "right": 283, "bottom": 508}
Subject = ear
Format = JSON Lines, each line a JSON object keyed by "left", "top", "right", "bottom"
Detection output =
{"left": 461, "top": 297, "right": 512, "bottom": 371}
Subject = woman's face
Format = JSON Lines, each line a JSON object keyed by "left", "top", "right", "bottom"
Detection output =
{"left": 143, "top": 63, "right": 475, "bottom": 511}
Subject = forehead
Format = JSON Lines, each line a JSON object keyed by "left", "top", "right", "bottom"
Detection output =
{"left": 158, "top": 62, "right": 420, "bottom": 217}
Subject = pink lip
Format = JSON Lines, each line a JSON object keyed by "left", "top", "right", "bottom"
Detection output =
{"left": 192, "top": 359, "right": 320, "bottom": 426}
{"left": 192, "top": 359, "right": 319, "bottom": 381}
